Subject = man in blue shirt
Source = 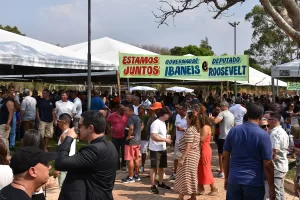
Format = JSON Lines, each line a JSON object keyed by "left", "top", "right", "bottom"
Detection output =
{"left": 91, "top": 90, "right": 106, "bottom": 111}
{"left": 223, "top": 103, "right": 275, "bottom": 200}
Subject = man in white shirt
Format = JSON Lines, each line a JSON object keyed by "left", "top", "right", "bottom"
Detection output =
{"left": 54, "top": 91, "right": 76, "bottom": 137}
{"left": 141, "top": 94, "right": 152, "bottom": 108}
{"left": 132, "top": 96, "right": 141, "bottom": 116}
{"left": 268, "top": 112, "right": 289, "bottom": 200}
{"left": 20, "top": 89, "right": 37, "bottom": 132}
{"left": 149, "top": 106, "right": 172, "bottom": 194}
{"left": 229, "top": 98, "right": 247, "bottom": 126}
{"left": 70, "top": 91, "right": 82, "bottom": 134}
{"left": 169, "top": 104, "right": 187, "bottom": 180}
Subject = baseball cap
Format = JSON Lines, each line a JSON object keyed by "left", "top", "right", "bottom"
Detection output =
{"left": 150, "top": 102, "right": 163, "bottom": 110}
{"left": 190, "top": 98, "right": 200, "bottom": 105}
{"left": 10, "top": 146, "right": 57, "bottom": 175}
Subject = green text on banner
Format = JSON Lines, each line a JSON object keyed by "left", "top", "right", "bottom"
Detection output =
{"left": 118, "top": 53, "right": 249, "bottom": 81}
{"left": 287, "top": 82, "right": 300, "bottom": 90}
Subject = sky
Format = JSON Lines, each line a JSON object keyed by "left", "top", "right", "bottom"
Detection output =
{"left": 0, "top": 0, "right": 260, "bottom": 55}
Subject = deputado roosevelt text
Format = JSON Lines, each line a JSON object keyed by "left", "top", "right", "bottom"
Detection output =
{"left": 208, "top": 65, "right": 247, "bottom": 77}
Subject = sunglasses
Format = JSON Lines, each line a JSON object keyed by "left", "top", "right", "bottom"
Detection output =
{"left": 260, "top": 125, "right": 269, "bottom": 129}
{"left": 57, "top": 119, "right": 65, "bottom": 123}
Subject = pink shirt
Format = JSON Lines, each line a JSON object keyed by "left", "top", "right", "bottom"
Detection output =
{"left": 107, "top": 112, "right": 128, "bottom": 138}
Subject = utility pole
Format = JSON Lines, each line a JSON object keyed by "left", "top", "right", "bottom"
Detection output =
{"left": 87, "top": 0, "right": 92, "bottom": 110}
{"left": 229, "top": 21, "right": 240, "bottom": 101}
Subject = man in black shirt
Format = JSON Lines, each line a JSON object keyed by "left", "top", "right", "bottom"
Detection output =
{"left": 55, "top": 110, "right": 118, "bottom": 200}
{"left": 36, "top": 89, "right": 56, "bottom": 151}
{"left": 0, "top": 146, "right": 56, "bottom": 200}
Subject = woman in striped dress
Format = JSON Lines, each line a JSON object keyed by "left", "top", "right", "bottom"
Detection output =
{"left": 174, "top": 111, "right": 201, "bottom": 200}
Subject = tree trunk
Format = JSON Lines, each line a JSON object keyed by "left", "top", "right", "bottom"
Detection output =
{"left": 260, "top": 0, "right": 300, "bottom": 45}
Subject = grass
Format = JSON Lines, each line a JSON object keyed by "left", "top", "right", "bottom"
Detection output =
{"left": 287, "top": 161, "right": 296, "bottom": 180}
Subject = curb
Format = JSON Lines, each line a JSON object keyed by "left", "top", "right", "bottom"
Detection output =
{"left": 284, "top": 179, "right": 295, "bottom": 195}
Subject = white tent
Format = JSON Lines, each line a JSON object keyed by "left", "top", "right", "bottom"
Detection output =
{"left": 0, "top": 29, "right": 115, "bottom": 70}
{"left": 66, "top": 37, "right": 157, "bottom": 65}
{"left": 130, "top": 86, "right": 157, "bottom": 92}
{"left": 238, "top": 67, "right": 287, "bottom": 86}
{"left": 166, "top": 86, "right": 194, "bottom": 93}
{"left": 271, "top": 60, "right": 300, "bottom": 78}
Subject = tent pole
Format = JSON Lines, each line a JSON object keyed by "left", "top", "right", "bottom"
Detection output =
{"left": 271, "top": 77, "right": 275, "bottom": 102}
{"left": 276, "top": 79, "right": 279, "bottom": 97}
{"left": 117, "top": 72, "right": 122, "bottom": 103}
{"left": 234, "top": 81, "right": 237, "bottom": 100}
{"left": 127, "top": 78, "right": 130, "bottom": 94}
{"left": 87, "top": 0, "right": 92, "bottom": 110}
{"left": 221, "top": 81, "right": 223, "bottom": 101}
{"left": 227, "top": 81, "right": 229, "bottom": 97}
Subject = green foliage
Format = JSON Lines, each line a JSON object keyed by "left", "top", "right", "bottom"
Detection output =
{"left": 245, "top": 5, "right": 296, "bottom": 67}
{"left": 0, "top": 25, "right": 25, "bottom": 36}
{"left": 244, "top": 50, "right": 271, "bottom": 75}
{"left": 170, "top": 37, "right": 214, "bottom": 56}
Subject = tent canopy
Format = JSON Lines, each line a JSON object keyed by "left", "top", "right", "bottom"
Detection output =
{"left": 0, "top": 29, "right": 115, "bottom": 71}
{"left": 66, "top": 37, "right": 157, "bottom": 65}
{"left": 166, "top": 86, "right": 194, "bottom": 93}
{"left": 272, "top": 60, "right": 300, "bottom": 78}
{"left": 238, "top": 67, "right": 287, "bottom": 87}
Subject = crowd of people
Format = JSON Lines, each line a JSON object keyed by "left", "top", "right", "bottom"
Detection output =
{"left": 0, "top": 86, "right": 300, "bottom": 200}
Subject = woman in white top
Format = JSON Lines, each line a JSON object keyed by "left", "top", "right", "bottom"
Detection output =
{"left": 22, "top": 129, "right": 47, "bottom": 200}
{"left": 0, "top": 137, "right": 13, "bottom": 190}
{"left": 55, "top": 113, "right": 76, "bottom": 188}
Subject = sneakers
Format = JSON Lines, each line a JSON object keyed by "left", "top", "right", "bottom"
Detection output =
{"left": 134, "top": 174, "right": 141, "bottom": 181}
{"left": 121, "top": 176, "right": 135, "bottom": 183}
{"left": 208, "top": 188, "right": 219, "bottom": 196}
{"left": 168, "top": 173, "right": 176, "bottom": 180}
{"left": 139, "top": 166, "right": 144, "bottom": 173}
{"left": 150, "top": 185, "right": 159, "bottom": 194}
{"left": 157, "top": 182, "right": 171, "bottom": 190}
{"left": 216, "top": 172, "right": 224, "bottom": 178}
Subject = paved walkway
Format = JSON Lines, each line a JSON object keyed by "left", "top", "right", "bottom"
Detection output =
{"left": 45, "top": 142, "right": 297, "bottom": 200}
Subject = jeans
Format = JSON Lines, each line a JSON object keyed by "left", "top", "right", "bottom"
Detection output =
{"left": 9, "top": 112, "right": 16, "bottom": 148}
{"left": 226, "top": 184, "right": 265, "bottom": 200}
{"left": 112, "top": 137, "right": 126, "bottom": 169}
{"left": 274, "top": 170, "right": 286, "bottom": 200}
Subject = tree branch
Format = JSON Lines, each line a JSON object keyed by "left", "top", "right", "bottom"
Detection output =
{"left": 282, "top": 0, "right": 300, "bottom": 30}
{"left": 153, "top": 0, "right": 245, "bottom": 27}
{"left": 260, "top": 0, "right": 300, "bottom": 44}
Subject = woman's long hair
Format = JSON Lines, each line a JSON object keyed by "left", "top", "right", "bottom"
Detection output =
{"left": 187, "top": 111, "right": 201, "bottom": 133}
{"left": 22, "top": 129, "right": 45, "bottom": 150}
{"left": 198, "top": 114, "right": 211, "bottom": 128}
{"left": 0, "top": 138, "right": 9, "bottom": 165}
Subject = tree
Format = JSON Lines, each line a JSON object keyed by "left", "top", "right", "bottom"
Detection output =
{"left": 245, "top": 5, "right": 297, "bottom": 67}
{"left": 134, "top": 44, "right": 170, "bottom": 55}
{"left": 153, "top": 0, "right": 300, "bottom": 45}
{"left": 244, "top": 50, "right": 271, "bottom": 75}
{"left": 170, "top": 44, "right": 214, "bottom": 56}
{"left": 200, "top": 37, "right": 212, "bottom": 51}
{"left": 0, "top": 25, "right": 25, "bottom": 36}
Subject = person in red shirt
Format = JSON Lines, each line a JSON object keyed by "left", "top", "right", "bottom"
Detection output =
{"left": 107, "top": 104, "right": 128, "bottom": 170}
